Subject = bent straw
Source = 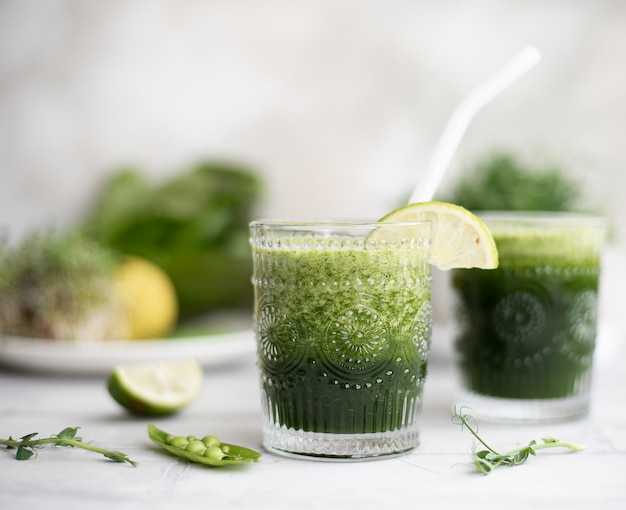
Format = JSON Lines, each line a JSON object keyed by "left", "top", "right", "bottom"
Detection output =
{"left": 408, "top": 45, "right": 542, "bottom": 204}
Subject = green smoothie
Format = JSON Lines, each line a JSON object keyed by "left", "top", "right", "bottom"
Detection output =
{"left": 251, "top": 224, "right": 432, "bottom": 445}
{"left": 453, "top": 213, "right": 605, "bottom": 401}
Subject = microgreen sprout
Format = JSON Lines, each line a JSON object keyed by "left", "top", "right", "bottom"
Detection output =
{"left": 452, "top": 406, "right": 586, "bottom": 474}
{"left": 0, "top": 426, "right": 138, "bottom": 467}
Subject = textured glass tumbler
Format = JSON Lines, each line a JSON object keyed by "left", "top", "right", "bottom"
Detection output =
{"left": 453, "top": 212, "right": 606, "bottom": 423}
{"left": 250, "top": 220, "right": 433, "bottom": 460}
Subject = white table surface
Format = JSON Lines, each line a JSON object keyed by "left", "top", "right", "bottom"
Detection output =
{"left": 1, "top": 323, "right": 625, "bottom": 510}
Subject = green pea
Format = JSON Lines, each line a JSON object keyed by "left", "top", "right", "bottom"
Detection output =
{"left": 204, "top": 446, "right": 225, "bottom": 460}
{"left": 148, "top": 423, "right": 261, "bottom": 467}
{"left": 202, "top": 435, "right": 220, "bottom": 448}
{"left": 186, "top": 440, "right": 207, "bottom": 455}
{"left": 169, "top": 436, "right": 189, "bottom": 449}
{"left": 187, "top": 435, "right": 197, "bottom": 441}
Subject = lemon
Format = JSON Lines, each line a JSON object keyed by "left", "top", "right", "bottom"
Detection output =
{"left": 378, "top": 201, "right": 499, "bottom": 270}
{"left": 107, "top": 358, "right": 204, "bottom": 416}
{"left": 114, "top": 255, "right": 178, "bottom": 340}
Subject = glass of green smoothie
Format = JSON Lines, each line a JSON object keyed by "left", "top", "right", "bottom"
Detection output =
{"left": 452, "top": 212, "right": 606, "bottom": 423}
{"left": 250, "top": 220, "right": 433, "bottom": 460}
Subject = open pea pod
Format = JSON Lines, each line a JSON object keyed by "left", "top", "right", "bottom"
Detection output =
{"left": 148, "top": 423, "right": 261, "bottom": 467}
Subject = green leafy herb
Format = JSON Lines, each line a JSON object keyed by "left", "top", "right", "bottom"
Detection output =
{"left": 452, "top": 406, "right": 586, "bottom": 474}
{"left": 148, "top": 423, "right": 261, "bottom": 467}
{"left": 0, "top": 426, "right": 138, "bottom": 467}
{"left": 82, "top": 162, "right": 263, "bottom": 319}
{"left": 440, "top": 151, "right": 583, "bottom": 213}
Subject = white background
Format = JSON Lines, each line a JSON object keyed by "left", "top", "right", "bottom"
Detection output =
{"left": 1, "top": 0, "right": 625, "bottom": 334}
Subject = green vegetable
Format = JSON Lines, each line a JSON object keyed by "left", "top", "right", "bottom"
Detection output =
{"left": 452, "top": 406, "right": 586, "bottom": 474}
{"left": 0, "top": 230, "right": 124, "bottom": 340}
{"left": 440, "top": 151, "right": 583, "bottom": 212}
{"left": 202, "top": 435, "right": 220, "bottom": 447}
{"left": 148, "top": 423, "right": 261, "bottom": 467}
{"left": 83, "top": 162, "right": 262, "bottom": 319}
{"left": 0, "top": 426, "right": 138, "bottom": 466}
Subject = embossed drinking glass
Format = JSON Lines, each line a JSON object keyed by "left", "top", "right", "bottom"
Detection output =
{"left": 452, "top": 212, "right": 606, "bottom": 423}
{"left": 250, "top": 220, "right": 433, "bottom": 460}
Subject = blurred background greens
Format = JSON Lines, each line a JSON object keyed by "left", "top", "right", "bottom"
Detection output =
{"left": 83, "top": 162, "right": 262, "bottom": 320}
{"left": 439, "top": 150, "right": 585, "bottom": 213}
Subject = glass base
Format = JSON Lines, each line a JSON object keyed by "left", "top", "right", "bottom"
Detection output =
{"left": 455, "top": 389, "right": 590, "bottom": 424}
{"left": 262, "top": 424, "right": 419, "bottom": 461}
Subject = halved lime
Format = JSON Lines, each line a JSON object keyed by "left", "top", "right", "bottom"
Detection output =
{"left": 378, "top": 201, "right": 498, "bottom": 270}
{"left": 107, "top": 358, "right": 203, "bottom": 416}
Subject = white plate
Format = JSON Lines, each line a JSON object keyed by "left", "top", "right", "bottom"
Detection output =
{"left": 0, "top": 330, "right": 256, "bottom": 376}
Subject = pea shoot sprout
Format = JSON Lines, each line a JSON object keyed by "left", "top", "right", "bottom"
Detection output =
{"left": 452, "top": 406, "right": 586, "bottom": 474}
{"left": 0, "top": 426, "right": 138, "bottom": 467}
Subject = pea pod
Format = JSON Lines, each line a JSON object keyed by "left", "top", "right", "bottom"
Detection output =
{"left": 147, "top": 424, "right": 261, "bottom": 467}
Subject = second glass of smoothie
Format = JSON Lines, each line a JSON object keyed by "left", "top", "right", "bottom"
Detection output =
{"left": 250, "top": 220, "right": 433, "bottom": 460}
{"left": 452, "top": 212, "right": 606, "bottom": 423}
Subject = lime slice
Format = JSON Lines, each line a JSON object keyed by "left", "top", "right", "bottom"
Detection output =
{"left": 378, "top": 201, "right": 498, "bottom": 270}
{"left": 107, "top": 358, "right": 203, "bottom": 416}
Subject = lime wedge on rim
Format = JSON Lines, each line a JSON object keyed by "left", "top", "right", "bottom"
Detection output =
{"left": 378, "top": 201, "right": 498, "bottom": 271}
{"left": 107, "top": 358, "right": 203, "bottom": 416}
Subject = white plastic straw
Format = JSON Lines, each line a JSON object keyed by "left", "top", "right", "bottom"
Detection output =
{"left": 408, "top": 45, "right": 542, "bottom": 204}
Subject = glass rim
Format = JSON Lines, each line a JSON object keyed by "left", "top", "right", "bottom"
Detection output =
{"left": 249, "top": 219, "right": 432, "bottom": 228}
{"left": 475, "top": 210, "right": 606, "bottom": 227}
